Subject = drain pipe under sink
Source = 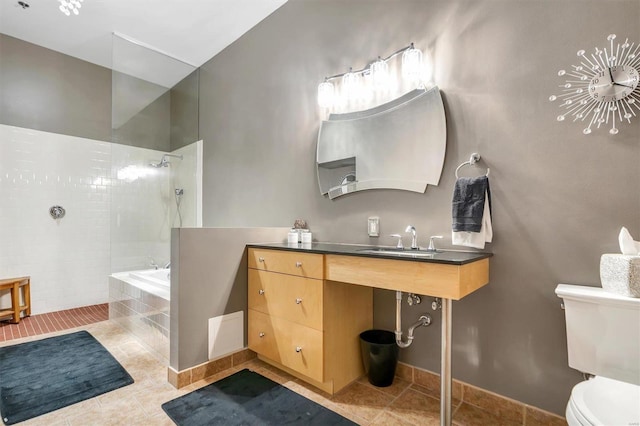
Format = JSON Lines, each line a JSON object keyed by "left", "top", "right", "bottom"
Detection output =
{"left": 395, "top": 291, "right": 432, "bottom": 348}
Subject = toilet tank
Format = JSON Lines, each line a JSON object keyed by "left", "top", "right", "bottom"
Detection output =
{"left": 555, "top": 284, "right": 640, "bottom": 386}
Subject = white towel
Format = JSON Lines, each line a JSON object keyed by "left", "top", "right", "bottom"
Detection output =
{"left": 452, "top": 191, "right": 492, "bottom": 249}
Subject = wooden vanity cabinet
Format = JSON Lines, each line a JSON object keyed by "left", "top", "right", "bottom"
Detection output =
{"left": 248, "top": 243, "right": 491, "bottom": 426}
{"left": 248, "top": 248, "right": 372, "bottom": 394}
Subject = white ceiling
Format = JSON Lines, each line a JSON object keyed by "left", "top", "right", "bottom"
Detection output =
{"left": 0, "top": 0, "right": 288, "bottom": 86}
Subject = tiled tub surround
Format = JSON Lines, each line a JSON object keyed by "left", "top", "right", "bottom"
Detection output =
{"left": 109, "top": 273, "right": 170, "bottom": 364}
{"left": 0, "top": 124, "right": 197, "bottom": 315}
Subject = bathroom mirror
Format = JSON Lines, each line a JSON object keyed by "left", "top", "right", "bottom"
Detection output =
{"left": 316, "top": 87, "right": 446, "bottom": 199}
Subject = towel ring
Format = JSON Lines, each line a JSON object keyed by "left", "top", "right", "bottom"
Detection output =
{"left": 455, "top": 153, "right": 490, "bottom": 178}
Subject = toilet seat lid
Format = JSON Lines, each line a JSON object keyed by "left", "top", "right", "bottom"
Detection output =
{"left": 571, "top": 376, "right": 640, "bottom": 425}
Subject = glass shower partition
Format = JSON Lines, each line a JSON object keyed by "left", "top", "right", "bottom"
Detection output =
{"left": 109, "top": 33, "right": 200, "bottom": 364}
{"left": 110, "top": 32, "right": 200, "bottom": 273}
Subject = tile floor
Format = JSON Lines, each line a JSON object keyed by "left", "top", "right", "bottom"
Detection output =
{"left": 0, "top": 308, "right": 565, "bottom": 425}
{"left": 0, "top": 304, "right": 108, "bottom": 342}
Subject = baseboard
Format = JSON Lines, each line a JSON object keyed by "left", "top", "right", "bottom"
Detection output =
{"left": 167, "top": 348, "right": 256, "bottom": 389}
{"left": 395, "top": 361, "right": 566, "bottom": 425}
{"left": 166, "top": 350, "right": 565, "bottom": 424}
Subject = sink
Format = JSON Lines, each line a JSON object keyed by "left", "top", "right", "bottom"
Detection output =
{"left": 356, "top": 248, "right": 438, "bottom": 258}
{"left": 352, "top": 246, "right": 492, "bottom": 265}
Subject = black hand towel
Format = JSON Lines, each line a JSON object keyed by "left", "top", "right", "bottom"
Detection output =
{"left": 452, "top": 175, "right": 491, "bottom": 233}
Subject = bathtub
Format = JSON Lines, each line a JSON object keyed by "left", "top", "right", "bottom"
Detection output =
{"left": 110, "top": 269, "right": 170, "bottom": 301}
{"left": 108, "top": 268, "right": 171, "bottom": 364}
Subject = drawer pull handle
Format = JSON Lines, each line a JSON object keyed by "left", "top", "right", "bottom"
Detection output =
{"left": 259, "top": 332, "right": 265, "bottom": 338}
{"left": 295, "top": 261, "right": 302, "bottom": 268}
{"left": 295, "top": 346, "right": 303, "bottom": 353}
{"left": 258, "top": 289, "right": 265, "bottom": 295}
{"left": 295, "top": 298, "right": 303, "bottom": 304}
{"left": 258, "top": 257, "right": 265, "bottom": 262}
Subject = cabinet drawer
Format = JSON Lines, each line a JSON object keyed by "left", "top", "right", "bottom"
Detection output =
{"left": 248, "top": 309, "right": 324, "bottom": 382}
{"left": 248, "top": 269, "right": 323, "bottom": 330}
{"left": 248, "top": 248, "right": 323, "bottom": 279}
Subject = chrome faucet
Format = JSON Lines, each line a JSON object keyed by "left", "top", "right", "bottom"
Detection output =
{"left": 149, "top": 258, "right": 159, "bottom": 270}
{"left": 164, "top": 261, "right": 171, "bottom": 269}
{"left": 427, "top": 235, "right": 444, "bottom": 252}
{"left": 390, "top": 234, "right": 404, "bottom": 249}
{"left": 405, "top": 225, "right": 418, "bottom": 249}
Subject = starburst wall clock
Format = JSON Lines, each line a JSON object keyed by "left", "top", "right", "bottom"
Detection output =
{"left": 550, "top": 34, "right": 640, "bottom": 135}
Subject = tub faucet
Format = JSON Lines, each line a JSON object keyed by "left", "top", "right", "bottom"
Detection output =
{"left": 405, "top": 225, "right": 418, "bottom": 249}
{"left": 164, "top": 262, "right": 171, "bottom": 269}
{"left": 149, "top": 258, "right": 159, "bottom": 270}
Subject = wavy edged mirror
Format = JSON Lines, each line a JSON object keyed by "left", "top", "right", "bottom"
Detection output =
{"left": 316, "top": 87, "right": 447, "bottom": 199}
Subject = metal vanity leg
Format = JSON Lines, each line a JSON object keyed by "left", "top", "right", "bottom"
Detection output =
{"left": 441, "top": 298, "right": 452, "bottom": 426}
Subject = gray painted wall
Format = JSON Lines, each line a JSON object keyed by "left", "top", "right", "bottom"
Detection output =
{"left": 170, "top": 227, "right": 288, "bottom": 371}
{"left": 0, "top": 34, "right": 112, "bottom": 142}
{"left": 170, "top": 70, "right": 200, "bottom": 151}
{"left": 113, "top": 70, "right": 199, "bottom": 151}
{"left": 113, "top": 88, "right": 171, "bottom": 151}
{"left": 1, "top": 34, "right": 197, "bottom": 151}
{"left": 198, "top": 0, "right": 640, "bottom": 415}
{"left": 2, "top": 0, "right": 639, "bottom": 415}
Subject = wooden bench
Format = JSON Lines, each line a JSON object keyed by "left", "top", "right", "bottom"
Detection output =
{"left": 0, "top": 276, "right": 31, "bottom": 324}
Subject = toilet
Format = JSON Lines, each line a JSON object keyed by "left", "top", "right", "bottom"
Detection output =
{"left": 555, "top": 284, "right": 640, "bottom": 425}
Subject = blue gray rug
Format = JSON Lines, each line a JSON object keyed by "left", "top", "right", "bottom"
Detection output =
{"left": 162, "top": 369, "right": 357, "bottom": 425}
{"left": 0, "top": 330, "right": 134, "bottom": 425}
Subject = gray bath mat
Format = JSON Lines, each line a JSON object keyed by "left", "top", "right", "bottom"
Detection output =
{"left": 162, "top": 368, "right": 356, "bottom": 425}
{"left": 0, "top": 330, "right": 133, "bottom": 425}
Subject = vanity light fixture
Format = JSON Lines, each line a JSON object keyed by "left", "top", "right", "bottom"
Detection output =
{"left": 342, "top": 68, "right": 362, "bottom": 100}
{"left": 317, "top": 42, "right": 430, "bottom": 108}
{"left": 402, "top": 44, "right": 423, "bottom": 82}
{"left": 370, "top": 56, "right": 390, "bottom": 89}
{"left": 550, "top": 34, "right": 640, "bottom": 135}
{"left": 58, "top": 0, "right": 83, "bottom": 16}
{"left": 317, "top": 78, "right": 335, "bottom": 108}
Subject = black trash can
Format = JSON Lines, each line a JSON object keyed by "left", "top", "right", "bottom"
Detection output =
{"left": 359, "top": 329, "right": 399, "bottom": 387}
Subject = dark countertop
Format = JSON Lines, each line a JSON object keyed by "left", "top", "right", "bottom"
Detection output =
{"left": 247, "top": 242, "right": 492, "bottom": 265}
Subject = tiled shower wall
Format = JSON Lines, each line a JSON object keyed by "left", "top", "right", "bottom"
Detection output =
{"left": 0, "top": 124, "right": 191, "bottom": 315}
{"left": 0, "top": 125, "right": 111, "bottom": 314}
{"left": 110, "top": 143, "right": 172, "bottom": 272}
{"left": 110, "top": 141, "right": 200, "bottom": 270}
{"left": 169, "top": 141, "right": 202, "bottom": 229}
